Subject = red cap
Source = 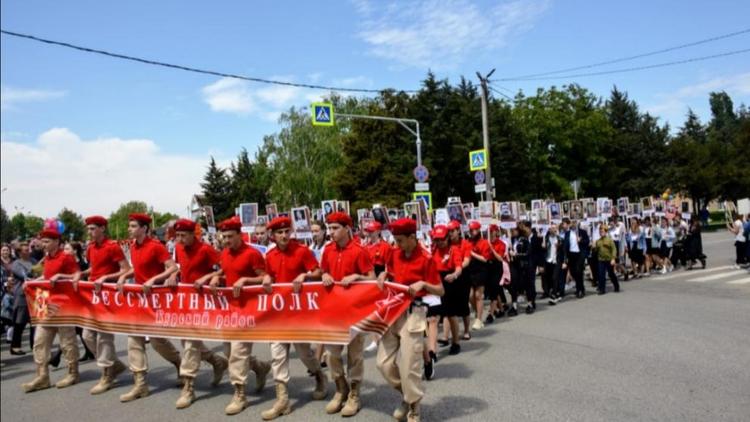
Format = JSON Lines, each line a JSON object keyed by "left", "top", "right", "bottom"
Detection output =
{"left": 431, "top": 225, "right": 448, "bottom": 240}
{"left": 447, "top": 220, "right": 461, "bottom": 231}
{"left": 39, "top": 229, "right": 61, "bottom": 240}
{"left": 267, "top": 216, "right": 292, "bottom": 231}
{"left": 364, "top": 221, "right": 382, "bottom": 233}
{"left": 468, "top": 220, "right": 481, "bottom": 230}
{"left": 128, "top": 213, "right": 152, "bottom": 225}
{"left": 326, "top": 211, "right": 352, "bottom": 227}
{"left": 218, "top": 216, "right": 242, "bottom": 232}
{"left": 390, "top": 218, "right": 417, "bottom": 236}
{"left": 174, "top": 218, "right": 196, "bottom": 232}
{"left": 489, "top": 224, "right": 499, "bottom": 233}
{"left": 84, "top": 215, "right": 108, "bottom": 227}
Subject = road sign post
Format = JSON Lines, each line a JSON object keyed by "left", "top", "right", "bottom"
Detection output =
{"left": 311, "top": 102, "right": 334, "bottom": 126}
{"left": 469, "top": 149, "right": 488, "bottom": 171}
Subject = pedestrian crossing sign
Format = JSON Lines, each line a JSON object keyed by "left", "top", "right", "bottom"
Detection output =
{"left": 312, "top": 102, "right": 334, "bottom": 126}
{"left": 469, "top": 149, "right": 488, "bottom": 171}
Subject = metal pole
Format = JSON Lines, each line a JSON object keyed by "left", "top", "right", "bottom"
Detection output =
{"left": 477, "top": 69, "right": 495, "bottom": 202}
{"left": 415, "top": 121, "right": 422, "bottom": 167}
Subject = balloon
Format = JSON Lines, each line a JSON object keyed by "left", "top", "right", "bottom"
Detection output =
{"left": 57, "top": 220, "right": 66, "bottom": 234}
{"left": 44, "top": 218, "right": 57, "bottom": 231}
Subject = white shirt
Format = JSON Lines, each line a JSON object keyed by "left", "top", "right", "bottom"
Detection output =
{"left": 734, "top": 220, "right": 746, "bottom": 242}
{"left": 569, "top": 230, "right": 580, "bottom": 253}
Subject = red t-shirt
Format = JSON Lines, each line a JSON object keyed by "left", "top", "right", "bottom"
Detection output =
{"left": 321, "top": 239, "right": 374, "bottom": 281}
{"left": 431, "top": 245, "right": 463, "bottom": 273}
{"left": 468, "top": 237, "right": 493, "bottom": 261}
{"left": 176, "top": 241, "right": 220, "bottom": 283}
{"left": 87, "top": 238, "right": 126, "bottom": 281}
{"left": 366, "top": 240, "right": 391, "bottom": 267}
{"left": 265, "top": 240, "right": 319, "bottom": 283}
{"left": 385, "top": 246, "right": 440, "bottom": 296}
{"left": 130, "top": 237, "right": 171, "bottom": 284}
{"left": 491, "top": 239, "right": 507, "bottom": 260}
{"left": 451, "top": 238, "right": 473, "bottom": 261}
{"left": 44, "top": 250, "right": 80, "bottom": 279}
{"left": 220, "top": 243, "right": 265, "bottom": 285}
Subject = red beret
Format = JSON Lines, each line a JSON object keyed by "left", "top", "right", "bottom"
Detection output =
{"left": 218, "top": 216, "right": 242, "bottom": 232}
{"left": 390, "top": 218, "right": 417, "bottom": 236}
{"left": 267, "top": 216, "right": 292, "bottom": 231}
{"left": 431, "top": 225, "right": 448, "bottom": 240}
{"left": 364, "top": 221, "right": 382, "bottom": 233}
{"left": 174, "top": 218, "right": 196, "bottom": 232}
{"left": 128, "top": 213, "right": 152, "bottom": 225}
{"left": 447, "top": 220, "right": 461, "bottom": 231}
{"left": 84, "top": 215, "right": 108, "bottom": 227}
{"left": 468, "top": 220, "right": 481, "bottom": 230}
{"left": 489, "top": 224, "right": 500, "bottom": 233}
{"left": 39, "top": 229, "right": 61, "bottom": 240}
{"left": 326, "top": 211, "right": 352, "bottom": 227}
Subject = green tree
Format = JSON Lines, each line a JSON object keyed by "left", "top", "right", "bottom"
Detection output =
{"left": 263, "top": 106, "right": 344, "bottom": 209}
{"left": 201, "top": 157, "right": 233, "bottom": 220}
{"left": 57, "top": 208, "right": 86, "bottom": 242}
{"left": 0, "top": 206, "right": 12, "bottom": 242}
{"left": 107, "top": 201, "right": 149, "bottom": 240}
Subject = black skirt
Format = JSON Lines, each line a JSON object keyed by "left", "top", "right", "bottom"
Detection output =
{"left": 441, "top": 271, "right": 470, "bottom": 317}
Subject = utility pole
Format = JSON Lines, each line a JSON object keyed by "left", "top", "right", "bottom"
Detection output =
{"left": 477, "top": 69, "right": 495, "bottom": 202}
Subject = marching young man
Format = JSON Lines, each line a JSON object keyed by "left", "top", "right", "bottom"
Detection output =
{"left": 75, "top": 215, "right": 130, "bottom": 395}
{"left": 320, "top": 212, "right": 374, "bottom": 416}
{"left": 117, "top": 213, "right": 182, "bottom": 403}
{"left": 261, "top": 216, "right": 328, "bottom": 420}
{"left": 376, "top": 218, "right": 444, "bottom": 422}
{"left": 169, "top": 218, "right": 229, "bottom": 409}
{"left": 21, "top": 227, "right": 81, "bottom": 393}
{"left": 205, "top": 216, "right": 272, "bottom": 415}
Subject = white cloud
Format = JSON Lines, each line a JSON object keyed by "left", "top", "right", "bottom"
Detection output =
{"left": 1, "top": 86, "right": 67, "bottom": 110}
{"left": 355, "top": 0, "right": 550, "bottom": 69}
{"left": 0, "top": 128, "right": 214, "bottom": 217}
{"left": 645, "top": 72, "right": 750, "bottom": 127}
{"left": 201, "top": 75, "right": 375, "bottom": 119}
{"left": 201, "top": 78, "right": 256, "bottom": 114}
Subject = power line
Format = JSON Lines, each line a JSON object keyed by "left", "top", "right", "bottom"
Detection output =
{"left": 497, "top": 48, "right": 750, "bottom": 81}
{"left": 0, "top": 29, "right": 417, "bottom": 93}
{"left": 488, "top": 86, "right": 512, "bottom": 101}
{"left": 499, "top": 28, "right": 750, "bottom": 80}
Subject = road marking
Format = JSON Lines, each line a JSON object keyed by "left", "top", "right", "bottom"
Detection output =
{"left": 686, "top": 270, "right": 747, "bottom": 283}
{"left": 727, "top": 275, "right": 750, "bottom": 285}
{"left": 655, "top": 265, "right": 733, "bottom": 280}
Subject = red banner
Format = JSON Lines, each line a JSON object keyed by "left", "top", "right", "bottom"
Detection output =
{"left": 24, "top": 281, "right": 412, "bottom": 345}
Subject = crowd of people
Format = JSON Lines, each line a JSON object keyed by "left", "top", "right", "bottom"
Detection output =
{"left": 1, "top": 205, "right": 749, "bottom": 422}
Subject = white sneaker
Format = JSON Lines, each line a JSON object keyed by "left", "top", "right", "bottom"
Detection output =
{"left": 471, "top": 318, "right": 483, "bottom": 331}
{"left": 661, "top": 267, "right": 667, "bottom": 274}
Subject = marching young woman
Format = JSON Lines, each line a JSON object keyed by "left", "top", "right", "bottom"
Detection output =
{"left": 446, "top": 220, "right": 472, "bottom": 338}
{"left": 486, "top": 224, "right": 506, "bottom": 320}
{"left": 430, "top": 225, "right": 464, "bottom": 363}
{"left": 626, "top": 218, "right": 647, "bottom": 278}
{"left": 659, "top": 218, "right": 676, "bottom": 273}
{"left": 465, "top": 221, "right": 492, "bottom": 330}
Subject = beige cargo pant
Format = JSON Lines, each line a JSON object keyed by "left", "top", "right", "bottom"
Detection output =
{"left": 376, "top": 307, "right": 427, "bottom": 404}
{"left": 33, "top": 326, "right": 78, "bottom": 368}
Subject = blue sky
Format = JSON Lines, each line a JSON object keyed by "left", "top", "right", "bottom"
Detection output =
{"left": 1, "top": 0, "right": 749, "bottom": 216}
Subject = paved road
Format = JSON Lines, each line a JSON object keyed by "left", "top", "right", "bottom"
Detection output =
{"left": 2, "top": 230, "right": 749, "bottom": 421}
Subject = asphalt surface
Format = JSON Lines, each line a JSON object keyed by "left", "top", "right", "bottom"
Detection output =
{"left": 2, "top": 230, "right": 749, "bottom": 421}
